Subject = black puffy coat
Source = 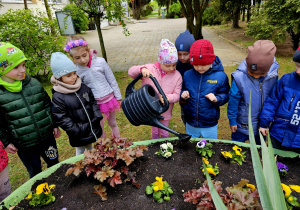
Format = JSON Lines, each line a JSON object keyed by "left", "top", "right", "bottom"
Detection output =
{"left": 51, "top": 84, "right": 103, "bottom": 147}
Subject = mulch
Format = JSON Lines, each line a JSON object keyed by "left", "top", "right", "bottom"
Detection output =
{"left": 10, "top": 140, "right": 300, "bottom": 210}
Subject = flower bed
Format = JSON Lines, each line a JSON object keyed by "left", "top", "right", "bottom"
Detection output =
{"left": 2, "top": 138, "right": 300, "bottom": 210}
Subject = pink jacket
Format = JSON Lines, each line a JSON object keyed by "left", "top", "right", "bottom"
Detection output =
{"left": 128, "top": 62, "right": 182, "bottom": 120}
{"left": 0, "top": 141, "right": 8, "bottom": 172}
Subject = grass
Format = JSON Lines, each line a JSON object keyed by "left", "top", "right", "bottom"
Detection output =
{"left": 7, "top": 22, "right": 297, "bottom": 193}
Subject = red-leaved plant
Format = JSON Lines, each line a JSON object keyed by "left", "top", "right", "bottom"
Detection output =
{"left": 65, "top": 137, "right": 148, "bottom": 200}
{"left": 183, "top": 179, "right": 260, "bottom": 209}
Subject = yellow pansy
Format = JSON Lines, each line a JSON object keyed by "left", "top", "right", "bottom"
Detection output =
{"left": 235, "top": 150, "right": 242, "bottom": 156}
{"left": 202, "top": 157, "right": 209, "bottom": 165}
{"left": 289, "top": 185, "right": 300, "bottom": 193}
{"left": 232, "top": 145, "right": 242, "bottom": 152}
{"left": 202, "top": 168, "right": 216, "bottom": 176}
{"left": 154, "top": 177, "right": 164, "bottom": 191}
{"left": 49, "top": 184, "right": 56, "bottom": 190}
{"left": 221, "top": 151, "right": 232, "bottom": 159}
{"left": 153, "top": 186, "right": 159, "bottom": 192}
{"left": 246, "top": 184, "right": 255, "bottom": 190}
{"left": 288, "top": 196, "right": 293, "bottom": 202}
{"left": 36, "top": 183, "right": 50, "bottom": 195}
{"left": 281, "top": 183, "right": 292, "bottom": 197}
{"left": 26, "top": 192, "right": 32, "bottom": 199}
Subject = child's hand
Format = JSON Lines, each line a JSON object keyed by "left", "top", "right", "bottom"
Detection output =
{"left": 259, "top": 127, "right": 269, "bottom": 136}
{"left": 6, "top": 144, "right": 18, "bottom": 154}
{"left": 181, "top": 91, "right": 190, "bottom": 99}
{"left": 230, "top": 125, "right": 237, "bottom": 133}
{"left": 53, "top": 128, "right": 61, "bottom": 138}
{"left": 159, "top": 94, "right": 169, "bottom": 105}
{"left": 117, "top": 100, "right": 122, "bottom": 108}
{"left": 141, "top": 68, "right": 154, "bottom": 78}
{"left": 205, "top": 93, "right": 217, "bottom": 103}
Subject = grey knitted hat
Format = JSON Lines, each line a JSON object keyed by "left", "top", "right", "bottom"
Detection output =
{"left": 51, "top": 52, "right": 76, "bottom": 79}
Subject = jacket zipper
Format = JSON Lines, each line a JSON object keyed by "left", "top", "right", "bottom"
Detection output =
{"left": 196, "top": 74, "right": 202, "bottom": 127}
{"left": 259, "top": 82, "right": 263, "bottom": 112}
{"left": 75, "top": 92, "right": 98, "bottom": 141}
{"left": 289, "top": 93, "right": 296, "bottom": 111}
{"left": 20, "top": 91, "right": 41, "bottom": 139}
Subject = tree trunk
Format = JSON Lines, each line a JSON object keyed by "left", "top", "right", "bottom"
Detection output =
{"left": 43, "top": 0, "right": 55, "bottom": 35}
{"left": 290, "top": 31, "right": 300, "bottom": 50}
{"left": 242, "top": 7, "right": 245, "bottom": 22}
{"left": 247, "top": 0, "right": 251, "bottom": 22}
{"left": 24, "top": 0, "right": 28, "bottom": 9}
{"left": 94, "top": 15, "right": 107, "bottom": 62}
{"left": 231, "top": 6, "right": 240, "bottom": 28}
{"left": 158, "top": 7, "right": 160, "bottom": 16}
{"left": 132, "top": 1, "right": 141, "bottom": 20}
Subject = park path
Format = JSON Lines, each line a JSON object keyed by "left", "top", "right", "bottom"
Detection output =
{"left": 83, "top": 17, "right": 246, "bottom": 72}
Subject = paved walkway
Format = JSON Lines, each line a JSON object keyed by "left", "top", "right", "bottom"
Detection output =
{"left": 83, "top": 17, "right": 246, "bottom": 72}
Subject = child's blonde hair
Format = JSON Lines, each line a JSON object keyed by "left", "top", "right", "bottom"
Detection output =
{"left": 64, "top": 35, "right": 90, "bottom": 57}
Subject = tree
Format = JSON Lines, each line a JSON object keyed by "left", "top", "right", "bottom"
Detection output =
{"left": 246, "top": 0, "right": 300, "bottom": 50}
{"left": 130, "top": 0, "right": 151, "bottom": 20}
{"left": 178, "top": 0, "right": 210, "bottom": 40}
{"left": 43, "top": 0, "right": 56, "bottom": 35}
{"left": 71, "top": 0, "right": 130, "bottom": 62}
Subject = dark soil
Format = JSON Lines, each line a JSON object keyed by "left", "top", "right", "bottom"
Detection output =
{"left": 12, "top": 140, "right": 300, "bottom": 210}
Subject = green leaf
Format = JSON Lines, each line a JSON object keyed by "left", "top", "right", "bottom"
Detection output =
{"left": 203, "top": 162, "right": 227, "bottom": 210}
{"left": 164, "top": 196, "right": 170, "bottom": 201}
{"left": 145, "top": 186, "right": 153, "bottom": 195}
{"left": 153, "top": 191, "right": 162, "bottom": 200}
{"left": 168, "top": 188, "right": 173, "bottom": 194}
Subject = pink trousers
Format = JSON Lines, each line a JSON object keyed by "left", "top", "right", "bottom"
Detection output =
{"left": 151, "top": 120, "right": 169, "bottom": 139}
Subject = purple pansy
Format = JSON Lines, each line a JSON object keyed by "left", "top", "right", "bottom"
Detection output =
{"left": 196, "top": 140, "right": 207, "bottom": 148}
{"left": 277, "top": 162, "right": 288, "bottom": 173}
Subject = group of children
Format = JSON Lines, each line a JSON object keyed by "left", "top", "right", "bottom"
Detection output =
{"left": 1, "top": 31, "right": 300, "bottom": 201}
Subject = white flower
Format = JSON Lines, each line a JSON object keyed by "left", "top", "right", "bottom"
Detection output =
{"left": 196, "top": 140, "right": 207, "bottom": 148}
{"left": 160, "top": 143, "right": 168, "bottom": 153}
{"left": 166, "top": 142, "right": 173, "bottom": 150}
{"left": 164, "top": 151, "right": 172, "bottom": 158}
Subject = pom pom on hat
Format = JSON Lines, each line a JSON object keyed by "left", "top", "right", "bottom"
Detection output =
{"left": 175, "top": 30, "right": 195, "bottom": 52}
{"left": 246, "top": 40, "right": 276, "bottom": 74}
{"left": 158, "top": 39, "right": 178, "bottom": 64}
{"left": 51, "top": 52, "right": 76, "bottom": 79}
{"left": 189, "top": 39, "right": 216, "bottom": 65}
{"left": 293, "top": 46, "right": 300, "bottom": 63}
{"left": 0, "top": 42, "right": 27, "bottom": 76}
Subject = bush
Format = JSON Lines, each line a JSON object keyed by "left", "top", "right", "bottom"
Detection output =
{"left": 167, "top": 1, "right": 183, "bottom": 18}
{"left": 202, "top": 6, "right": 222, "bottom": 26}
{"left": 141, "top": 5, "right": 153, "bottom": 17}
{"left": 62, "top": 4, "right": 89, "bottom": 34}
{"left": 0, "top": 9, "right": 65, "bottom": 81}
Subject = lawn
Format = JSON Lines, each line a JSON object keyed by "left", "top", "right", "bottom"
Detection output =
{"left": 7, "top": 21, "right": 297, "bottom": 192}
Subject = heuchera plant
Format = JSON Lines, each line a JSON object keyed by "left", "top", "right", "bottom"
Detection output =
{"left": 281, "top": 183, "right": 300, "bottom": 209}
{"left": 65, "top": 137, "right": 148, "bottom": 201}
{"left": 221, "top": 145, "right": 246, "bottom": 165}
{"left": 277, "top": 162, "right": 289, "bottom": 176}
{"left": 183, "top": 179, "right": 260, "bottom": 209}
{"left": 196, "top": 140, "right": 215, "bottom": 158}
{"left": 201, "top": 157, "right": 219, "bottom": 176}
{"left": 26, "top": 183, "right": 55, "bottom": 207}
{"left": 145, "top": 176, "right": 173, "bottom": 203}
{"left": 155, "top": 142, "right": 174, "bottom": 158}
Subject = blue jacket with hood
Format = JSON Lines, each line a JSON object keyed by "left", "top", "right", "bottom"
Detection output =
{"left": 260, "top": 71, "right": 300, "bottom": 148}
{"left": 181, "top": 56, "right": 229, "bottom": 128}
{"left": 227, "top": 58, "right": 279, "bottom": 135}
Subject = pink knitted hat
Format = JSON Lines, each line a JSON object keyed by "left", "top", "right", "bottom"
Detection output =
{"left": 158, "top": 39, "right": 178, "bottom": 64}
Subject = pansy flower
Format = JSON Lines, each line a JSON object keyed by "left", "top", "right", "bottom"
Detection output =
{"left": 197, "top": 140, "right": 207, "bottom": 148}
{"left": 281, "top": 183, "right": 292, "bottom": 197}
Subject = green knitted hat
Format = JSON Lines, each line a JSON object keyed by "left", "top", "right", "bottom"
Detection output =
{"left": 0, "top": 42, "right": 27, "bottom": 76}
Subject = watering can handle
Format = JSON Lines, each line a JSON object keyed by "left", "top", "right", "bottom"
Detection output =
{"left": 125, "top": 73, "right": 169, "bottom": 112}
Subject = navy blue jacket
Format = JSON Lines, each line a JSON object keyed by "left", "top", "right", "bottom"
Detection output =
{"left": 181, "top": 56, "right": 229, "bottom": 128}
{"left": 260, "top": 72, "right": 300, "bottom": 148}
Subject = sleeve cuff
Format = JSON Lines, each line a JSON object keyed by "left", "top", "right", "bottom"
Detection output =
{"left": 229, "top": 119, "right": 237, "bottom": 126}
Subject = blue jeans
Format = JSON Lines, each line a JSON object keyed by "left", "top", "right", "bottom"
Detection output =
{"left": 186, "top": 123, "right": 218, "bottom": 139}
{"left": 231, "top": 131, "right": 263, "bottom": 145}
{"left": 17, "top": 136, "right": 59, "bottom": 178}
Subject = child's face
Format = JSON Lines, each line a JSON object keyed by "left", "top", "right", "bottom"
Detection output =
{"left": 193, "top": 64, "right": 211, "bottom": 74}
{"left": 160, "top": 63, "right": 177, "bottom": 74}
{"left": 71, "top": 47, "right": 90, "bottom": 66}
{"left": 61, "top": 71, "right": 78, "bottom": 85}
{"left": 295, "top": 62, "right": 300, "bottom": 75}
{"left": 247, "top": 70, "right": 267, "bottom": 79}
{"left": 178, "top": 51, "right": 190, "bottom": 63}
{"left": 1, "top": 61, "right": 26, "bottom": 83}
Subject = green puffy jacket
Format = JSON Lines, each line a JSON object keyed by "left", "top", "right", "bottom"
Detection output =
{"left": 0, "top": 74, "right": 54, "bottom": 150}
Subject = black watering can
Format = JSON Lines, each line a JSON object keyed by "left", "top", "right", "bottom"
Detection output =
{"left": 121, "top": 74, "right": 191, "bottom": 142}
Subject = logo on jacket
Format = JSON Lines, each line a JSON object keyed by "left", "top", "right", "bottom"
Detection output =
{"left": 290, "top": 100, "right": 300, "bottom": 126}
{"left": 83, "top": 92, "right": 90, "bottom": 102}
{"left": 45, "top": 146, "right": 58, "bottom": 160}
{"left": 207, "top": 80, "right": 217, "bottom": 84}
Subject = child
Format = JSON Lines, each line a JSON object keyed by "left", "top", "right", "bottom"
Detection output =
{"left": 175, "top": 30, "right": 195, "bottom": 125}
{"left": 128, "top": 39, "right": 182, "bottom": 139}
{"left": 227, "top": 40, "right": 278, "bottom": 143}
{"left": 175, "top": 30, "right": 195, "bottom": 77}
{"left": 259, "top": 47, "right": 300, "bottom": 153}
{"left": 64, "top": 36, "right": 122, "bottom": 138}
{"left": 50, "top": 52, "right": 103, "bottom": 155}
{"left": 0, "top": 42, "right": 60, "bottom": 178}
{"left": 181, "top": 39, "right": 229, "bottom": 139}
{"left": 0, "top": 141, "right": 11, "bottom": 202}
